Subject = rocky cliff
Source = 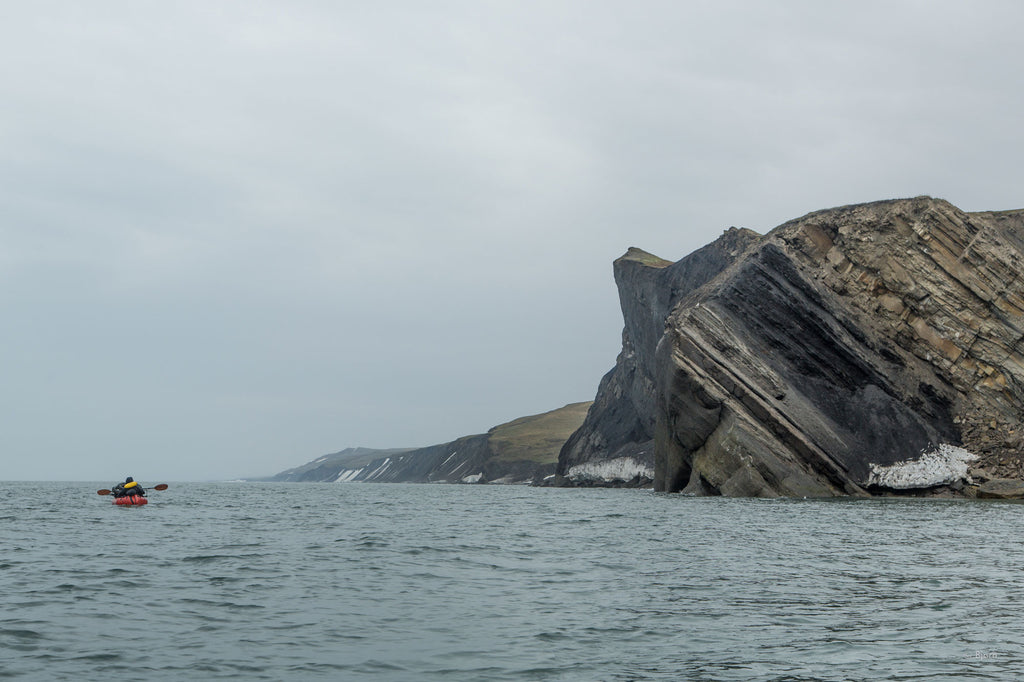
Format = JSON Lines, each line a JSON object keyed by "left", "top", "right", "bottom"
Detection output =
{"left": 563, "top": 197, "right": 1024, "bottom": 496}
{"left": 556, "top": 230, "right": 761, "bottom": 483}
{"left": 267, "top": 402, "right": 591, "bottom": 484}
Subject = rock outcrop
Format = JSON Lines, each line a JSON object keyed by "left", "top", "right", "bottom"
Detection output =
{"left": 563, "top": 197, "right": 1024, "bottom": 496}
{"left": 557, "top": 229, "right": 761, "bottom": 484}
{"left": 266, "top": 402, "right": 591, "bottom": 485}
{"left": 977, "top": 478, "right": 1024, "bottom": 499}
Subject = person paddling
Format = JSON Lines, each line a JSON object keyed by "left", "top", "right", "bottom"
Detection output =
{"left": 111, "top": 476, "right": 146, "bottom": 499}
{"left": 96, "top": 481, "right": 166, "bottom": 500}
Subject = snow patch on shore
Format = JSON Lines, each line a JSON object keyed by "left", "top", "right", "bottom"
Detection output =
{"left": 365, "top": 458, "right": 392, "bottom": 480}
{"left": 334, "top": 468, "right": 363, "bottom": 483}
{"left": 461, "top": 473, "right": 483, "bottom": 483}
{"left": 567, "top": 457, "right": 653, "bottom": 482}
{"left": 867, "top": 444, "right": 977, "bottom": 489}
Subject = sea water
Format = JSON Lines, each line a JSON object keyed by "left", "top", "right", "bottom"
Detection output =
{"left": 2, "top": 481, "right": 1023, "bottom": 681}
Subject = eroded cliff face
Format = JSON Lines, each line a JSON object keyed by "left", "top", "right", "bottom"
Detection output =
{"left": 563, "top": 196, "right": 1024, "bottom": 496}
{"left": 557, "top": 229, "right": 761, "bottom": 482}
{"left": 656, "top": 197, "right": 1024, "bottom": 496}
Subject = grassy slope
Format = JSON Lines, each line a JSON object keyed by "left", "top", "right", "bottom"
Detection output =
{"left": 616, "top": 247, "right": 674, "bottom": 268}
{"left": 486, "top": 401, "right": 593, "bottom": 465}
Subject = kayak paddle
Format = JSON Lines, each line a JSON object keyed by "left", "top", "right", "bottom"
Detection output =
{"left": 96, "top": 483, "right": 169, "bottom": 495}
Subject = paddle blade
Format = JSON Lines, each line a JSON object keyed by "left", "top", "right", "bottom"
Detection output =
{"left": 152, "top": 484, "right": 168, "bottom": 491}
{"left": 97, "top": 489, "right": 111, "bottom": 495}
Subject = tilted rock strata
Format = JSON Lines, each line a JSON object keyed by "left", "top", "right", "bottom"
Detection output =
{"left": 655, "top": 197, "right": 1024, "bottom": 496}
{"left": 557, "top": 229, "right": 761, "bottom": 483}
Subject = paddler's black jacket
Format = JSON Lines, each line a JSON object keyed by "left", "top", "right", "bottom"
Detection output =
{"left": 111, "top": 481, "right": 146, "bottom": 498}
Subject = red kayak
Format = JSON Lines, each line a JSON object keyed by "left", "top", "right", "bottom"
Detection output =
{"left": 113, "top": 495, "right": 148, "bottom": 506}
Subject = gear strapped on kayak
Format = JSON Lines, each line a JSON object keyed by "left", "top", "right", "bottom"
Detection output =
{"left": 111, "top": 477, "right": 146, "bottom": 499}
{"left": 96, "top": 479, "right": 169, "bottom": 505}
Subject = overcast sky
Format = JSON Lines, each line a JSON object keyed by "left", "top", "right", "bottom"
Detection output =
{"left": 3, "top": 1, "right": 1023, "bottom": 481}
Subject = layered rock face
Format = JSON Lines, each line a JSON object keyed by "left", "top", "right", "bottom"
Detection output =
{"left": 564, "top": 197, "right": 1024, "bottom": 496}
{"left": 557, "top": 229, "right": 761, "bottom": 482}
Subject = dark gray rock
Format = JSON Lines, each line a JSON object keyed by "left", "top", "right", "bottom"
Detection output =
{"left": 564, "top": 197, "right": 1024, "bottom": 496}
{"left": 977, "top": 478, "right": 1024, "bottom": 499}
{"left": 656, "top": 197, "right": 1024, "bottom": 496}
{"left": 558, "top": 229, "right": 761, "bottom": 481}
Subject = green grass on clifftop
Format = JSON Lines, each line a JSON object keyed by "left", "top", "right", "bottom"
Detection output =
{"left": 617, "top": 247, "right": 674, "bottom": 268}
{"left": 487, "top": 401, "right": 592, "bottom": 464}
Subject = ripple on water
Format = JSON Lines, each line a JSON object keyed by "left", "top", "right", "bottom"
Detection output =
{"left": 2, "top": 482, "right": 1024, "bottom": 681}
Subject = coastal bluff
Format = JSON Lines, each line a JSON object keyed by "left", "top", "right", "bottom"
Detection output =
{"left": 264, "top": 402, "right": 591, "bottom": 485}
{"left": 560, "top": 197, "right": 1024, "bottom": 496}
